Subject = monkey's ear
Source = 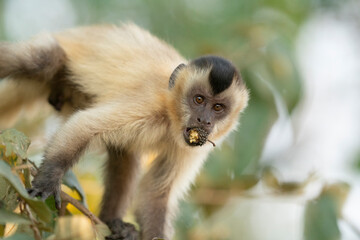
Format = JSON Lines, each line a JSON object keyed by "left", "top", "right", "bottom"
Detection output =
{"left": 169, "top": 63, "right": 186, "bottom": 89}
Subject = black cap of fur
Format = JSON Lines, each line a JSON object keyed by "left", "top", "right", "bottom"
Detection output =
{"left": 191, "top": 56, "right": 239, "bottom": 95}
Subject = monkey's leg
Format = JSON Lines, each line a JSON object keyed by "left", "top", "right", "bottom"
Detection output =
{"left": 100, "top": 146, "right": 140, "bottom": 240}
{"left": 135, "top": 152, "right": 207, "bottom": 240}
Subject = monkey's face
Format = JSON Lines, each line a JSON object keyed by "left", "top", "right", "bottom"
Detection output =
{"left": 183, "top": 85, "right": 232, "bottom": 146}
{"left": 169, "top": 56, "right": 249, "bottom": 148}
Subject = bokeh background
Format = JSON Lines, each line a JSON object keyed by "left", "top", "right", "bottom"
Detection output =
{"left": 1, "top": 0, "right": 360, "bottom": 239}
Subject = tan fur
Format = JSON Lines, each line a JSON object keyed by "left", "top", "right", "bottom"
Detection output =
{"left": 0, "top": 23, "right": 249, "bottom": 240}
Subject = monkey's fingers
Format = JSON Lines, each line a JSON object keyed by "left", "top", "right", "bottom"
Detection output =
{"left": 27, "top": 187, "right": 61, "bottom": 210}
{"left": 54, "top": 189, "right": 61, "bottom": 210}
{"left": 28, "top": 188, "right": 51, "bottom": 200}
{"left": 28, "top": 188, "right": 42, "bottom": 198}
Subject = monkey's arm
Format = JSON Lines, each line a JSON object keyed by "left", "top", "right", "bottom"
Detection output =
{"left": 135, "top": 149, "right": 208, "bottom": 240}
{"left": 29, "top": 104, "right": 122, "bottom": 208}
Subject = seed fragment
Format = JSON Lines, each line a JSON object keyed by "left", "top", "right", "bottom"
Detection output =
{"left": 187, "top": 127, "right": 208, "bottom": 146}
{"left": 189, "top": 129, "right": 199, "bottom": 143}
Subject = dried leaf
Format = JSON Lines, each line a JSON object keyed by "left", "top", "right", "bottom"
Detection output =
{"left": 0, "top": 160, "right": 52, "bottom": 222}
{"left": 54, "top": 216, "right": 95, "bottom": 240}
{"left": 0, "top": 129, "right": 31, "bottom": 163}
{"left": 262, "top": 167, "right": 280, "bottom": 189}
{"left": 94, "top": 222, "right": 111, "bottom": 240}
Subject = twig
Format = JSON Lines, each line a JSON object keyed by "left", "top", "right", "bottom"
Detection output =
{"left": 30, "top": 168, "right": 37, "bottom": 177}
{"left": 27, "top": 159, "right": 39, "bottom": 171}
{"left": 207, "top": 139, "right": 216, "bottom": 147}
{"left": 27, "top": 160, "right": 104, "bottom": 225}
{"left": 59, "top": 200, "right": 68, "bottom": 217}
{"left": 23, "top": 201, "right": 42, "bottom": 240}
{"left": 60, "top": 191, "right": 102, "bottom": 224}
{"left": 12, "top": 164, "right": 33, "bottom": 171}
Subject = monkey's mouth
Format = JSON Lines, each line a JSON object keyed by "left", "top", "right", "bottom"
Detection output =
{"left": 183, "top": 127, "right": 209, "bottom": 147}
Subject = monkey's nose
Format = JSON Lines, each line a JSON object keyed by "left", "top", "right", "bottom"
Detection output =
{"left": 197, "top": 117, "right": 211, "bottom": 125}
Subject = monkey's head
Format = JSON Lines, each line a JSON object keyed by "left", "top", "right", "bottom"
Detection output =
{"left": 167, "top": 56, "right": 249, "bottom": 148}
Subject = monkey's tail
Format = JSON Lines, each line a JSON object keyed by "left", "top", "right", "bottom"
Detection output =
{"left": 0, "top": 34, "right": 66, "bottom": 129}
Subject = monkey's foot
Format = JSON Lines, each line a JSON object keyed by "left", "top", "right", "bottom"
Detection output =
{"left": 105, "top": 219, "right": 139, "bottom": 240}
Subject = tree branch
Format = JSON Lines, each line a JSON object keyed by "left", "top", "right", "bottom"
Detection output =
{"left": 28, "top": 164, "right": 103, "bottom": 225}
{"left": 22, "top": 201, "right": 42, "bottom": 240}
{"left": 60, "top": 191, "right": 102, "bottom": 224}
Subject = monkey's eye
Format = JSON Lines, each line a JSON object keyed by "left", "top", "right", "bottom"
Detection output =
{"left": 194, "top": 95, "right": 204, "bottom": 104}
{"left": 213, "top": 104, "right": 224, "bottom": 112}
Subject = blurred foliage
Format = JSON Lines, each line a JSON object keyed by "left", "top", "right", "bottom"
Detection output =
{"left": 354, "top": 151, "right": 360, "bottom": 172}
{"left": 0, "top": 0, "right": 357, "bottom": 239}
{"left": 0, "top": 129, "right": 109, "bottom": 239}
{"left": 304, "top": 193, "right": 340, "bottom": 240}
{"left": 303, "top": 184, "right": 350, "bottom": 240}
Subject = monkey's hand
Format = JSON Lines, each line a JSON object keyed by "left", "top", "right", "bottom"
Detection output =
{"left": 105, "top": 219, "right": 139, "bottom": 240}
{"left": 28, "top": 171, "right": 62, "bottom": 210}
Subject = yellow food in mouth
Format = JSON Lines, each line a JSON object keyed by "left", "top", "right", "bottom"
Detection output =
{"left": 189, "top": 129, "right": 200, "bottom": 143}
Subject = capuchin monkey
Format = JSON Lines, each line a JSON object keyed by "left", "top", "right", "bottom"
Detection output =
{"left": 0, "top": 23, "right": 249, "bottom": 240}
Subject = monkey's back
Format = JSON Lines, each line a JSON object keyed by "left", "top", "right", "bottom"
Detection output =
{"left": 54, "top": 23, "right": 186, "bottom": 104}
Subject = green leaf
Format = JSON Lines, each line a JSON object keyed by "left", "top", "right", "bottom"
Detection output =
{"left": 0, "top": 180, "right": 19, "bottom": 212}
{"left": 44, "top": 196, "right": 58, "bottom": 212}
{"left": 0, "top": 209, "right": 30, "bottom": 224}
{"left": 26, "top": 200, "right": 53, "bottom": 223}
{"left": 62, "top": 170, "right": 87, "bottom": 207}
{"left": 3, "top": 233, "right": 34, "bottom": 240}
{"left": 304, "top": 193, "right": 340, "bottom": 240}
{"left": 15, "top": 223, "right": 37, "bottom": 238}
{"left": 322, "top": 183, "right": 350, "bottom": 217}
{"left": 23, "top": 168, "right": 31, "bottom": 189}
{"left": 0, "top": 176, "right": 8, "bottom": 198}
{"left": 0, "top": 160, "right": 53, "bottom": 222}
{"left": 0, "top": 129, "right": 31, "bottom": 160}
